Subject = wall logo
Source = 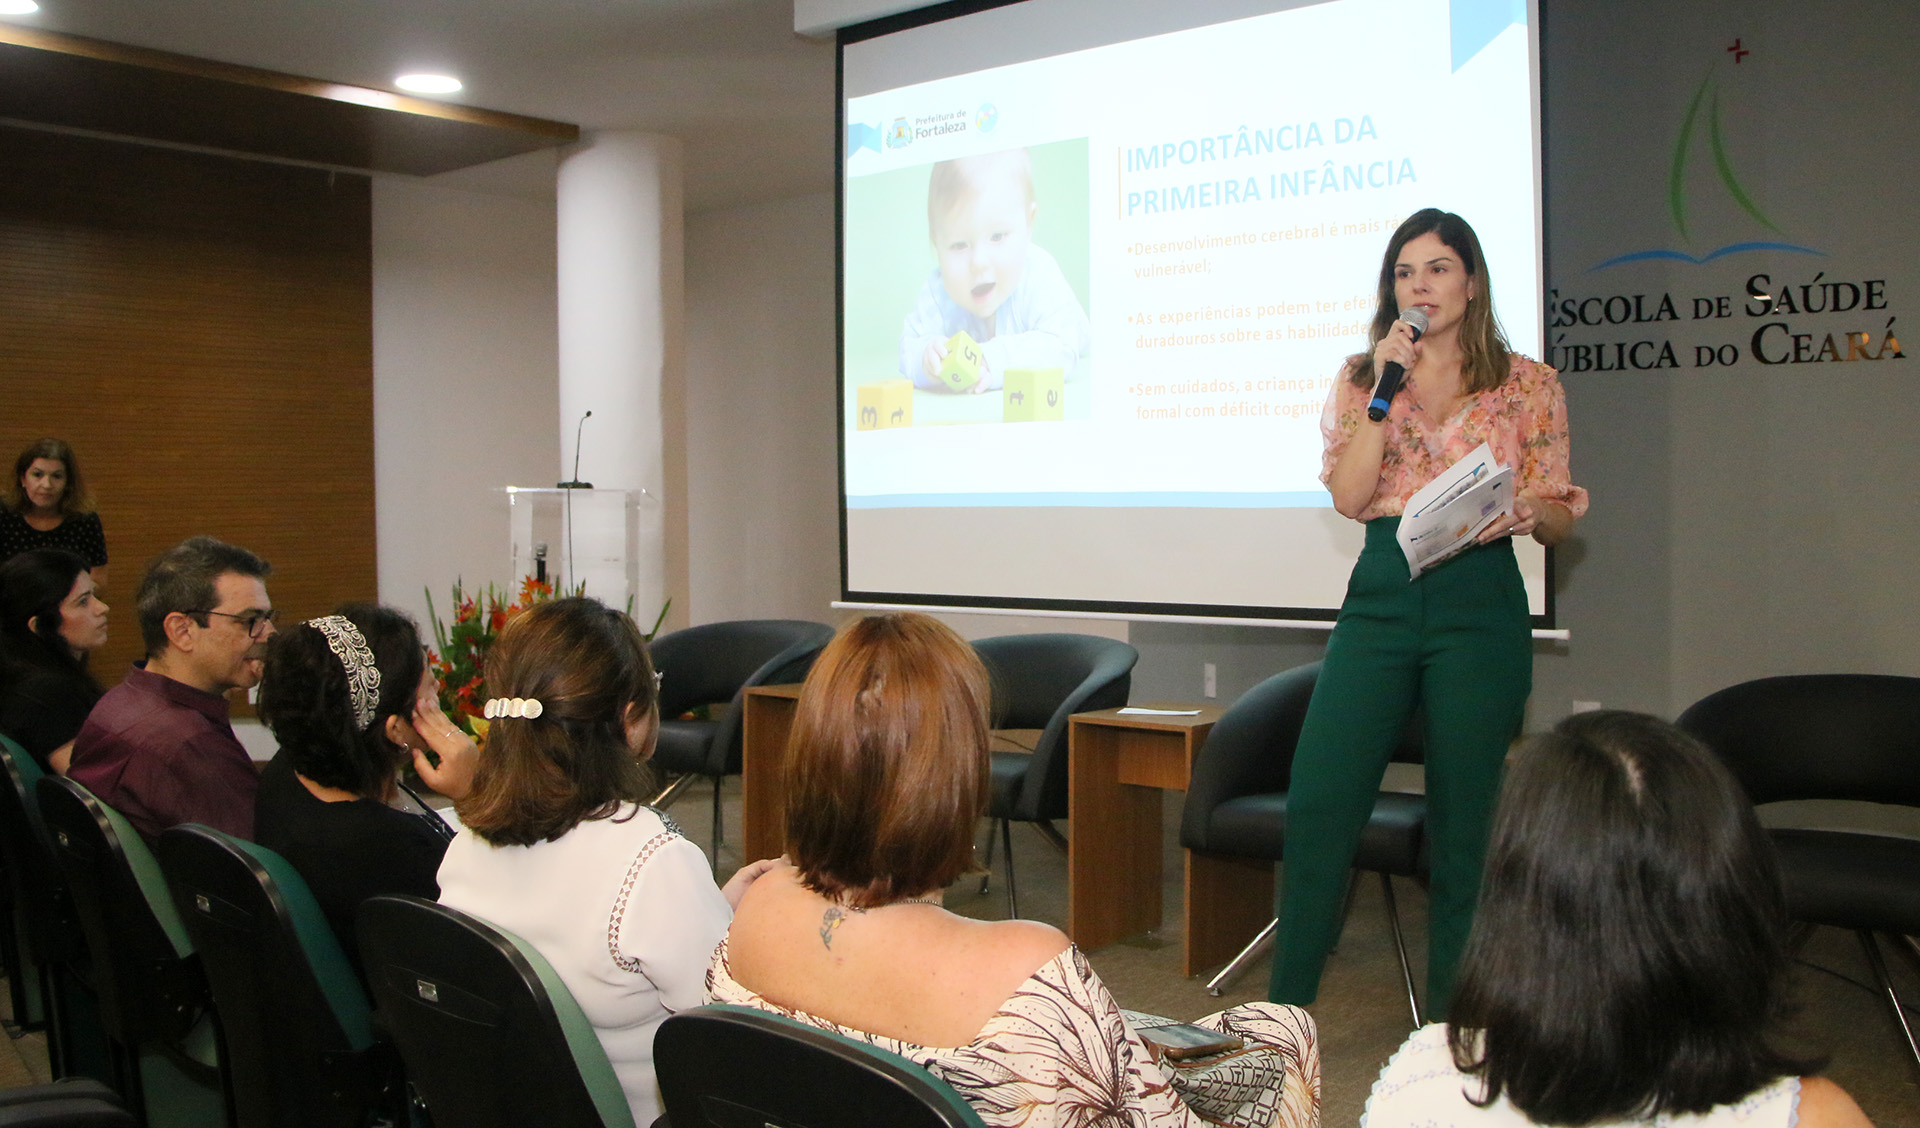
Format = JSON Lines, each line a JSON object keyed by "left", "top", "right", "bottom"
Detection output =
{"left": 886, "top": 118, "right": 913, "bottom": 149}
{"left": 976, "top": 102, "right": 999, "bottom": 133}
{"left": 1593, "top": 53, "right": 1822, "bottom": 271}
{"left": 1548, "top": 39, "right": 1900, "bottom": 375}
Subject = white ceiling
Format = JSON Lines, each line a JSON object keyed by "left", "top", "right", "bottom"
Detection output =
{"left": 5, "top": 0, "right": 839, "bottom": 211}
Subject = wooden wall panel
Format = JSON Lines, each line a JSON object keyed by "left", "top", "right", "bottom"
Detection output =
{"left": 0, "top": 124, "right": 376, "bottom": 698}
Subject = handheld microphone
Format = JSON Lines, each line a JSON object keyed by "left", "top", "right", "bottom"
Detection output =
{"left": 1366, "top": 308, "right": 1429, "bottom": 422}
{"left": 558, "top": 410, "right": 593, "bottom": 489}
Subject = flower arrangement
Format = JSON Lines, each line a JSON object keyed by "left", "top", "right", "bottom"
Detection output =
{"left": 425, "top": 575, "right": 670, "bottom": 739}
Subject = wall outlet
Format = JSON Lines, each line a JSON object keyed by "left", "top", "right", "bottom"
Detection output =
{"left": 1571, "top": 700, "right": 1602, "bottom": 714}
{"left": 1203, "top": 662, "right": 1218, "bottom": 699}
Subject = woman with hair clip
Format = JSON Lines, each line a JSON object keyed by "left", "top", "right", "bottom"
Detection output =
{"left": 2, "top": 440, "right": 109, "bottom": 588}
{"left": 0, "top": 549, "right": 108, "bottom": 773}
{"left": 417, "top": 596, "right": 774, "bottom": 1127}
{"left": 1366, "top": 710, "right": 1872, "bottom": 1127}
{"left": 1271, "top": 208, "right": 1589, "bottom": 1019}
{"left": 712, "top": 612, "right": 1321, "bottom": 1128}
{"left": 254, "top": 605, "right": 475, "bottom": 967}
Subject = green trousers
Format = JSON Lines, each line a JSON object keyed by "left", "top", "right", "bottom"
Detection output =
{"left": 1270, "top": 518, "right": 1531, "bottom": 1018}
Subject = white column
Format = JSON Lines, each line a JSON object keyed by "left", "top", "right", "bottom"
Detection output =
{"left": 556, "top": 132, "right": 684, "bottom": 621}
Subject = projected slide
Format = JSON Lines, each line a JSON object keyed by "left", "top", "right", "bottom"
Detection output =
{"left": 841, "top": 0, "right": 1546, "bottom": 618}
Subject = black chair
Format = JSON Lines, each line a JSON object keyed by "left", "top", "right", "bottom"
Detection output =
{"left": 35, "top": 777, "right": 225, "bottom": 1128}
{"left": 0, "top": 1078, "right": 136, "bottom": 1126}
{"left": 156, "top": 826, "right": 399, "bottom": 1128}
{"left": 0, "top": 737, "right": 102, "bottom": 1080}
{"left": 972, "top": 633, "right": 1137, "bottom": 919}
{"left": 648, "top": 619, "right": 834, "bottom": 861}
{"left": 0, "top": 738, "right": 37, "bottom": 1035}
{"left": 1677, "top": 673, "right": 1920, "bottom": 1072}
{"left": 1178, "top": 662, "right": 1428, "bottom": 1024}
{"left": 356, "top": 894, "right": 637, "bottom": 1128}
{"left": 656, "top": 1004, "right": 985, "bottom": 1128}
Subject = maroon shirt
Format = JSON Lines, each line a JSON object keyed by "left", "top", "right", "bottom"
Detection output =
{"left": 68, "top": 664, "right": 258, "bottom": 842}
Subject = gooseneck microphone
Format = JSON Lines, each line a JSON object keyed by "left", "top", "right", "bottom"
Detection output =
{"left": 556, "top": 410, "right": 591, "bottom": 489}
{"left": 1366, "top": 308, "right": 1429, "bottom": 422}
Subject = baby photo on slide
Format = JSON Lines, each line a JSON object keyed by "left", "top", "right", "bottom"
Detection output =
{"left": 846, "top": 137, "right": 1090, "bottom": 429}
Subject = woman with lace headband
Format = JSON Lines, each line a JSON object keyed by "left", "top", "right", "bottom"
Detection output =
{"left": 420, "top": 596, "right": 777, "bottom": 1127}
{"left": 254, "top": 604, "right": 477, "bottom": 974}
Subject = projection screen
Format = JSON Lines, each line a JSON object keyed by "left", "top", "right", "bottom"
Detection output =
{"left": 838, "top": 0, "right": 1550, "bottom": 625}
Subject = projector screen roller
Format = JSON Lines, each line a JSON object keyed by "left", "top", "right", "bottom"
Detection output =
{"left": 839, "top": 0, "right": 1549, "bottom": 624}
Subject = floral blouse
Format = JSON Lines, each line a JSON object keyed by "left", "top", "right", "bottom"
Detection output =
{"left": 1321, "top": 354, "right": 1590, "bottom": 523}
{"left": 707, "top": 939, "right": 1320, "bottom": 1128}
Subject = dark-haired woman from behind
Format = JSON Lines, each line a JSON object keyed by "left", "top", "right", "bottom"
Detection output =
{"left": 1366, "top": 710, "right": 1871, "bottom": 1128}
{"left": 254, "top": 605, "right": 477, "bottom": 968}
{"left": 713, "top": 612, "right": 1320, "bottom": 1128}
{"left": 0, "top": 549, "right": 109, "bottom": 773}
{"left": 416, "top": 597, "right": 774, "bottom": 1127}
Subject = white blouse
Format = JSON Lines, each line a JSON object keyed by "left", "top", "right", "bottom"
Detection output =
{"left": 437, "top": 804, "right": 731, "bottom": 1126}
{"left": 1365, "top": 1024, "right": 1798, "bottom": 1128}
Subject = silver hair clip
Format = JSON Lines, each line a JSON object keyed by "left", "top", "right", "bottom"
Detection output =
{"left": 308, "top": 615, "right": 382, "bottom": 731}
{"left": 483, "top": 697, "right": 545, "bottom": 720}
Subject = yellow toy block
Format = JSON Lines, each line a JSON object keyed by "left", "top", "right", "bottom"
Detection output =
{"left": 939, "top": 331, "right": 984, "bottom": 392}
{"left": 856, "top": 379, "right": 913, "bottom": 430}
{"left": 1003, "top": 368, "right": 1065, "bottom": 422}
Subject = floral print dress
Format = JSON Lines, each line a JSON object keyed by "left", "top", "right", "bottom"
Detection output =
{"left": 1321, "top": 354, "right": 1589, "bottom": 521}
{"left": 707, "top": 939, "right": 1320, "bottom": 1128}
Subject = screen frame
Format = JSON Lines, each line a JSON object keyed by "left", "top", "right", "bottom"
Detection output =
{"left": 834, "top": 0, "right": 1557, "bottom": 629}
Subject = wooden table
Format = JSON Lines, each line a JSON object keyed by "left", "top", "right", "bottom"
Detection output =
{"left": 740, "top": 683, "right": 804, "bottom": 864}
{"left": 739, "top": 685, "right": 1043, "bottom": 864}
{"left": 1067, "top": 705, "right": 1269, "bottom": 976}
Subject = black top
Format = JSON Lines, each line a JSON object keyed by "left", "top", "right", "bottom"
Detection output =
{"left": 253, "top": 751, "right": 451, "bottom": 975}
{"left": 0, "top": 509, "right": 108, "bottom": 568}
{"left": 0, "top": 660, "right": 102, "bottom": 770}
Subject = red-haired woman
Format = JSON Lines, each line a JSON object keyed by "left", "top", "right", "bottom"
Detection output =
{"left": 711, "top": 612, "right": 1320, "bottom": 1128}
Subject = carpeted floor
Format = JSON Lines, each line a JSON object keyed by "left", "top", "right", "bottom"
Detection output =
{"left": 3, "top": 777, "right": 1912, "bottom": 1125}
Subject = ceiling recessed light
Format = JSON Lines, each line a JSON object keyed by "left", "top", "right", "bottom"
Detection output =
{"left": 395, "top": 73, "right": 462, "bottom": 95}
{"left": 0, "top": 0, "right": 42, "bottom": 15}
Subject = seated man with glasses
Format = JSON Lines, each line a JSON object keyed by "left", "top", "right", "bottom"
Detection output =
{"left": 69, "top": 536, "right": 275, "bottom": 841}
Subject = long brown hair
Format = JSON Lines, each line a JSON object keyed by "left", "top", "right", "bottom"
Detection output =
{"left": 784, "top": 613, "right": 991, "bottom": 909}
{"left": 7, "top": 439, "right": 94, "bottom": 517}
{"left": 1346, "top": 208, "right": 1511, "bottom": 394}
{"left": 456, "top": 597, "right": 657, "bottom": 847}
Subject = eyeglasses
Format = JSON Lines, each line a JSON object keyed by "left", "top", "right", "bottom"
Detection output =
{"left": 194, "top": 608, "right": 278, "bottom": 637}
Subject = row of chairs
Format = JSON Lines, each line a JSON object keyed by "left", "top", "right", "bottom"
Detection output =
{"left": 0, "top": 733, "right": 987, "bottom": 1127}
{"left": 646, "top": 620, "right": 1138, "bottom": 918}
{"left": 1178, "top": 665, "right": 1920, "bottom": 1073}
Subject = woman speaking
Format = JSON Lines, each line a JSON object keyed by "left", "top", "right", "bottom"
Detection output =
{"left": 1271, "top": 208, "right": 1587, "bottom": 1019}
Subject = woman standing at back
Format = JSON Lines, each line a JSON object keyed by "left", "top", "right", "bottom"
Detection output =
{"left": 2, "top": 440, "right": 109, "bottom": 588}
{"left": 1366, "top": 711, "right": 1872, "bottom": 1128}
